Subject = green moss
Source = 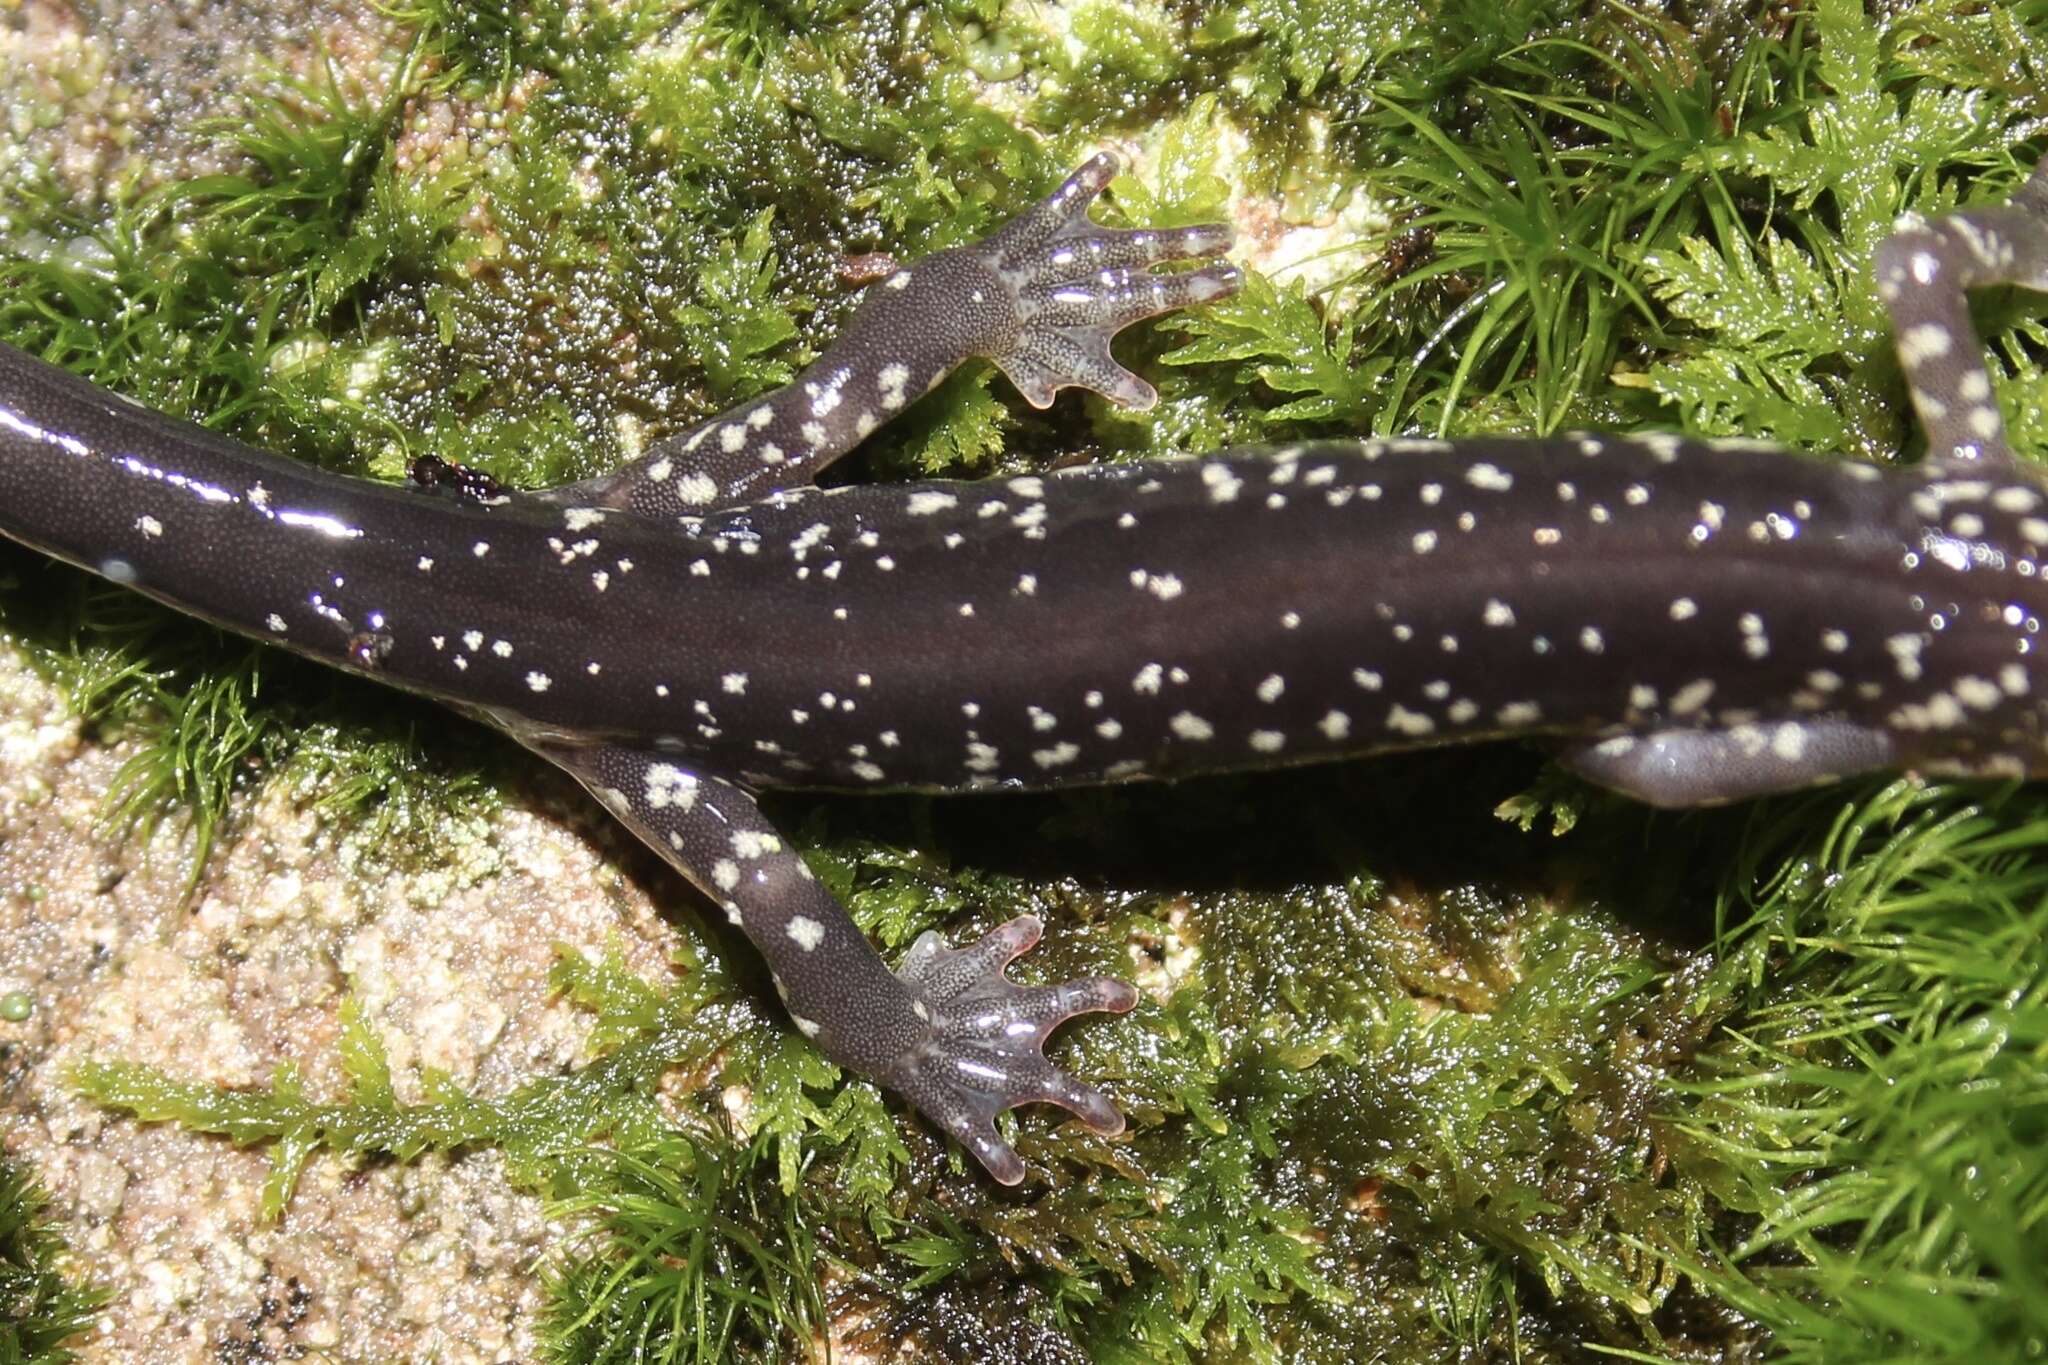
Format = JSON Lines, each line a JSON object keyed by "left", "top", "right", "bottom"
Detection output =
{"left": 538, "top": 1137, "right": 828, "bottom": 1365}
{"left": 7, "top": 0, "right": 2048, "bottom": 1359}
{"left": 1653, "top": 777, "right": 2048, "bottom": 1363}
{"left": 0, "top": 1160, "right": 105, "bottom": 1363}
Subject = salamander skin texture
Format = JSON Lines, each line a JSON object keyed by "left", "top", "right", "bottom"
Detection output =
{"left": 4, "top": 153, "right": 2048, "bottom": 1184}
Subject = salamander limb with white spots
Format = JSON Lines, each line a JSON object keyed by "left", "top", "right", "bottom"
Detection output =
{"left": 3, "top": 153, "right": 2048, "bottom": 1184}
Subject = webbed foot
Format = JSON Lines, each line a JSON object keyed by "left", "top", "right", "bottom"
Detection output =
{"left": 881, "top": 915, "right": 1139, "bottom": 1184}
{"left": 968, "top": 152, "right": 1241, "bottom": 409}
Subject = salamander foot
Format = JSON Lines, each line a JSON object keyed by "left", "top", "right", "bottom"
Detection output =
{"left": 967, "top": 151, "right": 1242, "bottom": 409}
{"left": 882, "top": 915, "right": 1138, "bottom": 1184}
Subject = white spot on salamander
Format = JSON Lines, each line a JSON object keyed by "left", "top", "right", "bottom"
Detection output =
{"left": 644, "top": 764, "right": 698, "bottom": 811}
{"left": 1202, "top": 463, "right": 1243, "bottom": 503}
{"left": 1131, "top": 570, "right": 1184, "bottom": 600}
{"left": 1954, "top": 676, "right": 2002, "bottom": 709}
{"left": 1887, "top": 632, "right": 1926, "bottom": 681}
{"left": 1387, "top": 705, "right": 1434, "bottom": 736}
{"left": 1899, "top": 322, "right": 1953, "bottom": 367}
{"left": 731, "top": 830, "right": 783, "bottom": 858}
{"left": 1669, "top": 679, "right": 1715, "bottom": 715}
{"left": 785, "top": 915, "right": 825, "bottom": 951}
{"left": 877, "top": 363, "right": 910, "bottom": 409}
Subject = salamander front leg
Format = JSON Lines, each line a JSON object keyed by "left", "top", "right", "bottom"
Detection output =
{"left": 1878, "top": 159, "right": 2048, "bottom": 466}
{"left": 550, "top": 152, "right": 1240, "bottom": 515}
{"left": 538, "top": 743, "right": 1138, "bottom": 1184}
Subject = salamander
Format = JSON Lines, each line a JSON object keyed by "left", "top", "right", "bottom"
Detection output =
{"left": 3, "top": 152, "right": 2047, "bottom": 1184}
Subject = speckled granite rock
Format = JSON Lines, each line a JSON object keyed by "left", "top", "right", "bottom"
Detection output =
{"left": 0, "top": 635, "right": 705, "bottom": 1362}
{"left": 0, "top": 640, "right": 701, "bottom": 1362}
{"left": 1, "top": 0, "right": 408, "bottom": 205}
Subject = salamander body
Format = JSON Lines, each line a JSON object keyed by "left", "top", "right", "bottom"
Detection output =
{"left": 4, "top": 153, "right": 2045, "bottom": 1182}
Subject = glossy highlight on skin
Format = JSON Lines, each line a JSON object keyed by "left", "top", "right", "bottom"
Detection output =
{"left": 2, "top": 153, "right": 2047, "bottom": 1184}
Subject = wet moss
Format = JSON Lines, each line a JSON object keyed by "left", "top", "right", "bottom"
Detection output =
{"left": 6, "top": 0, "right": 2048, "bottom": 1359}
{"left": 0, "top": 1159, "right": 104, "bottom": 1363}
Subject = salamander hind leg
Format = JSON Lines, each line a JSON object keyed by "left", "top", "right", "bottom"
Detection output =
{"left": 538, "top": 742, "right": 1137, "bottom": 1184}
{"left": 1877, "top": 158, "right": 2048, "bottom": 466}
{"left": 1560, "top": 720, "right": 1899, "bottom": 807}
